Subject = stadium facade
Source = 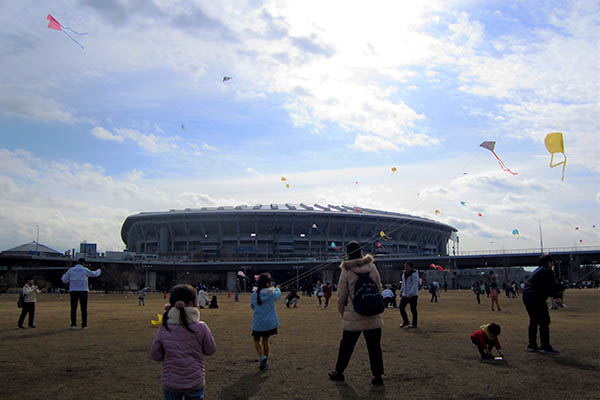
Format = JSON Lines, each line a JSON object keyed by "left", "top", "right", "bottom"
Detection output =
{"left": 121, "top": 203, "right": 457, "bottom": 261}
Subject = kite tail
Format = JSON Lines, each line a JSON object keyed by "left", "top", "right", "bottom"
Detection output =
{"left": 62, "top": 30, "right": 84, "bottom": 49}
{"left": 60, "top": 25, "right": 87, "bottom": 35}
{"left": 549, "top": 153, "right": 567, "bottom": 181}
{"left": 492, "top": 151, "right": 518, "bottom": 175}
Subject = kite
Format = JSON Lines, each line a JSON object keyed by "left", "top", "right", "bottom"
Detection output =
{"left": 151, "top": 314, "right": 163, "bottom": 326}
{"left": 285, "top": 184, "right": 290, "bottom": 188}
{"left": 223, "top": 76, "right": 232, "bottom": 82}
{"left": 181, "top": 124, "right": 185, "bottom": 130}
{"left": 354, "top": 208, "right": 360, "bottom": 212}
{"left": 575, "top": 227, "right": 579, "bottom": 230}
{"left": 46, "top": 14, "right": 86, "bottom": 49}
{"left": 355, "top": 181, "right": 359, "bottom": 184}
{"left": 331, "top": 242, "right": 336, "bottom": 248}
{"left": 579, "top": 239, "right": 583, "bottom": 243}
{"left": 435, "top": 209, "right": 441, "bottom": 215}
{"left": 311, "top": 223, "right": 323, "bottom": 233}
{"left": 380, "top": 231, "right": 391, "bottom": 240}
{"left": 376, "top": 242, "right": 382, "bottom": 247}
{"left": 237, "top": 271, "right": 246, "bottom": 278}
{"left": 479, "top": 141, "right": 518, "bottom": 175}
{"left": 593, "top": 225, "right": 596, "bottom": 228}
{"left": 477, "top": 213, "right": 483, "bottom": 217}
{"left": 512, "top": 229, "right": 519, "bottom": 238}
{"left": 460, "top": 201, "right": 467, "bottom": 206}
{"left": 391, "top": 167, "right": 397, "bottom": 173}
{"left": 545, "top": 132, "right": 567, "bottom": 181}
{"left": 430, "top": 263, "right": 447, "bottom": 272}
{"left": 281, "top": 177, "right": 287, "bottom": 181}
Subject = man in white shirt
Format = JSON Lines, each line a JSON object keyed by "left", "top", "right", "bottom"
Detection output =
{"left": 62, "top": 258, "right": 101, "bottom": 329}
{"left": 399, "top": 261, "right": 419, "bottom": 328}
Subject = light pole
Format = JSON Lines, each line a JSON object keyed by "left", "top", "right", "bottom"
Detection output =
{"left": 35, "top": 225, "right": 39, "bottom": 255}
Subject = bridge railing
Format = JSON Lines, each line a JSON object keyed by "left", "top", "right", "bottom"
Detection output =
{"left": 457, "top": 246, "right": 600, "bottom": 256}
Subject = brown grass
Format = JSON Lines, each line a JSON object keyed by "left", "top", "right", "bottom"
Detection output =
{"left": 1, "top": 289, "right": 599, "bottom": 400}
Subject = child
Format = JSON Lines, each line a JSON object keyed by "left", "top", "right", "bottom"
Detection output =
{"left": 138, "top": 287, "right": 149, "bottom": 306}
{"left": 285, "top": 290, "right": 300, "bottom": 308}
{"left": 490, "top": 282, "right": 501, "bottom": 311}
{"left": 208, "top": 295, "right": 218, "bottom": 309}
{"left": 471, "top": 323, "right": 504, "bottom": 360}
{"left": 150, "top": 284, "right": 216, "bottom": 399}
{"left": 17, "top": 275, "right": 40, "bottom": 329}
{"left": 251, "top": 273, "right": 281, "bottom": 370}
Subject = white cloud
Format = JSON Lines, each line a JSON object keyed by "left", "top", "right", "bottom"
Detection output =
{"left": 91, "top": 126, "right": 124, "bottom": 142}
{"left": 90, "top": 126, "right": 180, "bottom": 154}
{"left": 202, "top": 142, "right": 216, "bottom": 151}
{"left": 0, "top": 91, "right": 73, "bottom": 123}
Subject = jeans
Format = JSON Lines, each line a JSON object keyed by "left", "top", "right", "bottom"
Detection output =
{"left": 335, "top": 328, "right": 383, "bottom": 376}
{"left": 18, "top": 302, "right": 35, "bottom": 327}
{"left": 430, "top": 292, "right": 438, "bottom": 302}
{"left": 70, "top": 291, "right": 88, "bottom": 327}
{"left": 472, "top": 338, "right": 494, "bottom": 359}
{"left": 163, "top": 386, "right": 204, "bottom": 400}
{"left": 324, "top": 296, "right": 330, "bottom": 307}
{"left": 523, "top": 292, "right": 551, "bottom": 348}
{"left": 399, "top": 296, "right": 418, "bottom": 326}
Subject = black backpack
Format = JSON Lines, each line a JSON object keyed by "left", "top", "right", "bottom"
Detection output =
{"left": 353, "top": 273, "right": 385, "bottom": 316}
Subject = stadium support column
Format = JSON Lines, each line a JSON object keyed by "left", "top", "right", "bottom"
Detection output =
{"left": 227, "top": 271, "right": 237, "bottom": 292}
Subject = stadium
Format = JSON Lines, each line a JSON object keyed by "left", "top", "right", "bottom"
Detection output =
{"left": 121, "top": 203, "right": 457, "bottom": 262}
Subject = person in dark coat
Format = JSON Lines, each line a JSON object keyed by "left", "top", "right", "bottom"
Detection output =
{"left": 522, "top": 255, "right": 563, "bottom": 354}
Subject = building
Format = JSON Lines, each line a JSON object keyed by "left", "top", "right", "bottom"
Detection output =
{"left": 80, "top": 242, "right": 97, "bottom": 257}
{"left": 121, "top": 203, "right": 457, "bottom": 262}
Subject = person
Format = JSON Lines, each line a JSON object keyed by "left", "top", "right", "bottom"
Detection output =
{"left": 399, "top": 261, "right": 419, "bottom": 328}
{"left": 382, "top": 286, "right": 395, "bottom": 308}
{"left": 522, "top": 255, "right": 563, "bottom": 354}
{"left": 17, "top": 275, "right": 40, "bottom": 329}
{"left": 138, "top": 286, "right": 149, "bottom": 306}
{"left": 443, "top": 281, "right": 448, "bottom": 292}
{"left": 490, "top": 282, "right": 501, "bottom": 311}
{"left": 285, "top": 290, "right": 300, "bottom": 308}
{"left": 150, "top": 284, "right": 216, "bottom": 400}
{"left": 323, "top": 282, "right": 332, "bottom": 308}
{"left": 473, "top": 281, "right": 481, "bottom": 304}
{"left": 61, "top": 258, "right": 101, "bottom": 329}
{"left": 329, "top": 241, "right": 384, "bottom": 386}
{"left": 197, "top": 289, "right": 209, "bottom": 308}
{"left": 208, "top": 296, "right": 218, "bottom": 309}
{"left": 470, "top": 323, "right": 504, "bottom": 360}
{"left": 315, "top": 280, "right": 324, "bottom": 307}
{"left": 251, "top": 273, "right": 281, "bottom": 371}
{"left": 429, "top": 281, "right": 438, "bottom": 303}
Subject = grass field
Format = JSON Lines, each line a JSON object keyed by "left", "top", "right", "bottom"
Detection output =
{"left": 1, "top": 289, "right": 598, "bottom": 400}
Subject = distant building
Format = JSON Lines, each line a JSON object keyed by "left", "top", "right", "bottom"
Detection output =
{"left": 80, "top": 242, "right": 97, "bottom": 257}
{"left": 2, "top": 241, "right": 65, "bottom": 258}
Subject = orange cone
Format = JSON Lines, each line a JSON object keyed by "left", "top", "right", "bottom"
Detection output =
{"left": 228, "top": 291, "right": 231, "bottom": 297}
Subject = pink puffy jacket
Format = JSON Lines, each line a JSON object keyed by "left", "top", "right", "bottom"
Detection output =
{"left": 150, "top": 308, "right": 216, "bottom": 391}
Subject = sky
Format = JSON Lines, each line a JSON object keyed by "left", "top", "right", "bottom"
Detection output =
{"left": 0, "top": 0, "right": 598, "bottom": 253}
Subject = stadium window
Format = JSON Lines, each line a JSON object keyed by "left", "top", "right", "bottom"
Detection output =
{"left": 250, "top": 233, "right": 257, "bottom": 237}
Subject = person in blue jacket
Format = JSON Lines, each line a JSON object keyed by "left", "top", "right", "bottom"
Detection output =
{"left": 251, "top": 273, "right": 281, "bottom": 371}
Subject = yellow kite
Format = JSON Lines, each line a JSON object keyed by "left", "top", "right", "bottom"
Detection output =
{"left": 545, "top": 132, "right": 566, "bottom": 181}
{"left": 151, "top": 314, "right": 163, "bottom": 326}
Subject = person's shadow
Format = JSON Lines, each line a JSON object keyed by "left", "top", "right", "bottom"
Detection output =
{"left": 334, "top": 381, "right": 386, "bottom": 400}
{"left": 219, "top": 370, "right": 266, "bottom": 400}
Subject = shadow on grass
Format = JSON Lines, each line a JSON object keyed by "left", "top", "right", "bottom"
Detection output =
{"left": 550, "top": 355, "right": 599, "bottom": 371}
{"left": 333, "top": 382, "right": 360, "bottom": 400}
{"left": 1, "top": 328, "right": 70, "bottom": 340}
{"left": 219, "top": 370, "right": 266, "bottom": 400}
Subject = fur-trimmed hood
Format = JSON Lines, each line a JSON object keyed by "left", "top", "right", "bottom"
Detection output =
{"left": 340, "top": 254, "right": 375, "bottom": 272}
{"left": 166, "top": 307, "right": 200, "bottom": 325}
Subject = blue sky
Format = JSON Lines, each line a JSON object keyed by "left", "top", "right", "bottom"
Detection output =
{"left": 0, "top": 0, "right": 598, "bottom": 252}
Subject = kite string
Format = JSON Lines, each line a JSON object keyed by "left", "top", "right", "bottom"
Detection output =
{"left": 278, "top": 217, "right": 420, "bottom": 289}
{"left": 60, "top": 24, "right": 87, "bottom": 35}
{"left": 62, "top": 30, "right": 84, "bottom": 49}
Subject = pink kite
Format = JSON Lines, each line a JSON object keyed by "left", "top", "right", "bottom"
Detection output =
{"left": 480, "top": 141, "right": 518, "bottom": 175}
{"left": 47, "top": 14, "right": 87, "bottom": 49}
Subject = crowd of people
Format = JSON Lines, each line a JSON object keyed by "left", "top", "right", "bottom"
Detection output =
{"left": 14, "top": 250, "right": 576, "bottom": 399}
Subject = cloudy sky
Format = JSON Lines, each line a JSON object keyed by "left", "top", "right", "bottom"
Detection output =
{"left": 1, "top": 0, "right": 598, "bottom": 253}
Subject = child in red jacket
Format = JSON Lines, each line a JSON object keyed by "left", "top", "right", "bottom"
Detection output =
{"left": 471, "top": 323, "right": 504, "bottom": 360}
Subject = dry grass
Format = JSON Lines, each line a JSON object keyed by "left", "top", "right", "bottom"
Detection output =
{"left": 0, "top": 289, "right": 599, "bottom": 400}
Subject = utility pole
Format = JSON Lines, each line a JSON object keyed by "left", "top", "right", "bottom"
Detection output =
{"left": 35, "top": 225, "right": 39, "bottom": 255}
{"left": 539, "top": 221, "right": 544, "bottom": 253}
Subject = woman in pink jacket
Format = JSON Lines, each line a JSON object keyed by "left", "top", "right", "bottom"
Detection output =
{"left": 151, "top": 284, "right": 216, "bottom": 400}
{"left": 328, "top": 241, "right": 384, "bottom": 386}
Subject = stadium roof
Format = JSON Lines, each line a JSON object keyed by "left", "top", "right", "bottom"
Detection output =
{"left": 127, "top": 203, "right": 456, "bottom": 231}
